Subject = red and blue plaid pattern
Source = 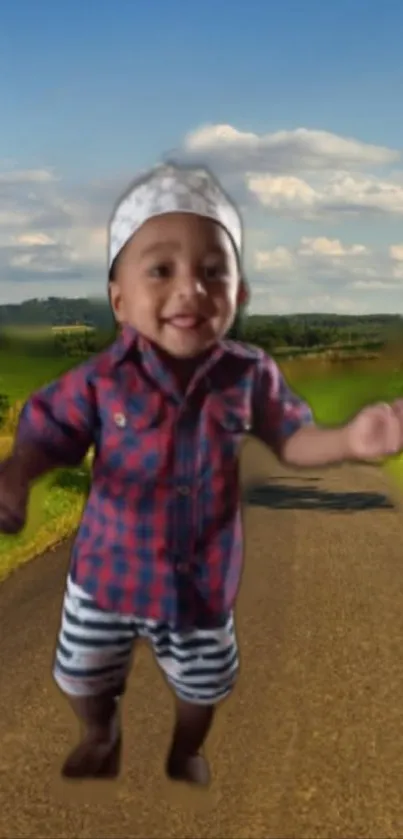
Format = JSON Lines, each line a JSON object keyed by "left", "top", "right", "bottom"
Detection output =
{"left": 16, "top": 325, "right": 312, "bottom": 628}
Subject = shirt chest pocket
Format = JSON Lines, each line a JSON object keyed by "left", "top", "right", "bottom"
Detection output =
{"left": 208, "top": 391, "right": 252, "bottom": 435}
{"left": 197, "top": 393, "right": 252, "bottom": 480}
{"left": 96, "top": 391, "right": 168, "bottom": 482}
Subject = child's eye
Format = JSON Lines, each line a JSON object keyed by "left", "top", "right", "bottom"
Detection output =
{"left": 203, "top": 264, "right": 227, "bottom": 281}
{"left": 148, "top": 263, "right": 172, "bottom": 279}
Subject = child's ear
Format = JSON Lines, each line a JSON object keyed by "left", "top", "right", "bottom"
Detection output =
{"left": 237, "top": 278, "right": 250, "bottom": 308}
{"left": 108, "top": 280, "right": 123, "bottom": 324}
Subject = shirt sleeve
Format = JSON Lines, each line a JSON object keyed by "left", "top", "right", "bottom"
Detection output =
{"left": 14, "top": 362, "right": 97, "bottom": 467}
{"left": 252, "top": 354, "right": 314, "bottom": 452}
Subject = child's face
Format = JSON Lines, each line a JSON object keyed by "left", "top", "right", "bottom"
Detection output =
{"left": 109, "top": 212, "right": 245, "bottom": 358}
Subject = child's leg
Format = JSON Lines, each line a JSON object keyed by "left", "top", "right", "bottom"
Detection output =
{"left": 53, "top": 576, "right": 137, "bottom": 779}
{"left": 152, "top": 612, "right": 239, "bottom": 785}
{"left": 166, "top": 698, "right": 215, "bottom": 784}
{"left": 60, "top": 691, "right": 122, "bottom": 779}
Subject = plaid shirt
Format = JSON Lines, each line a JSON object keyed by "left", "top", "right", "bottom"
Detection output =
{"left": 16, "top": 325, "right": 312, "bottom": 628}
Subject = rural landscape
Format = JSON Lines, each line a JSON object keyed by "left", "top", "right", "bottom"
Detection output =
{"left": 4, "top": 0, "right": 403, "bottom": 833}
{"left": 1, "top": 297, "right": 403, "bottom": 583}
{"left": 3, "top": 299, "right": 403, "bottom": 837}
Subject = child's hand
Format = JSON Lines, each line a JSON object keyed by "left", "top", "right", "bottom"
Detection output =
{"left": 0, "top": 458, "right": 29, "bottom": 534}
{"left": 347, "top": 400, "right": 403, "bottom": 461}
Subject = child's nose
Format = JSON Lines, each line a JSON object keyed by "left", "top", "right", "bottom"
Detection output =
{"left": 175, "top": 270, "right": 206, "bottom": 298}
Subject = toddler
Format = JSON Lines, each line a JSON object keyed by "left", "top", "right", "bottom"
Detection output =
{"left": 0, "top": 163, "right": 402, "bottom": 785}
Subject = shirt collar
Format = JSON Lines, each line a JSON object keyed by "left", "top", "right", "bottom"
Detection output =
{"left": 109, "top": 323, "right": 141, "bottom": 365}
{"left": 107, "top": 322, "right": 254, "bottom": 399}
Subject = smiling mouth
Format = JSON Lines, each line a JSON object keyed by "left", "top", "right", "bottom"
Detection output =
{"left": 164, "top": 314, "right": 206, "bottom": 330}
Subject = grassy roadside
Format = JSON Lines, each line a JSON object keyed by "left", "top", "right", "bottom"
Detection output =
{"left": 1, "top": 358, "right": 403, "bottom": 583}
{"left": 286, "top": 364, "right": 403, "bottom": 489}
{"left": 0, "top": 437, "right": 90, "bottom": 582}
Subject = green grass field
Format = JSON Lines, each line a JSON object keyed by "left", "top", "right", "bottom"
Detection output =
{"left": 0, "top": 354, "right": 75, "bottom": 401}
{"left": 1, "top": 341, "right": 403, "bottom": 582}
{"left": 0, "top": 459, "right": 90, "bottom": 582}
{"left": 0, "top": 336, "right": 92, "bottom": 579}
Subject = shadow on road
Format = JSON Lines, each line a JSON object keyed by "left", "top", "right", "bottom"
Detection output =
{"left": 244, "top": 482, "right": 395, "bottom": 512}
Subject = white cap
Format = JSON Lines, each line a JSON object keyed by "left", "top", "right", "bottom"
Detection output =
{"left": 108, "top": 162, "right": 243, "bottom": 269}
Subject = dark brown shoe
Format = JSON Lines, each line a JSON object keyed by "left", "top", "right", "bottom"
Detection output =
{"left": 62, "top": 734, "right": 122, "bottom": 780}
{"left": 166, "top": 752, "right": 210, "bottom": 786}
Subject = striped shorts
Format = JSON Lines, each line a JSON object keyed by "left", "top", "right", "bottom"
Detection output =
{"left": 53, "top": 576, "right": 239, "bottom": 705}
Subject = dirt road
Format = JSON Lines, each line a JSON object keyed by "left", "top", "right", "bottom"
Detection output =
{"left": 1, "top": 439, "right": 403, "bottom": 839}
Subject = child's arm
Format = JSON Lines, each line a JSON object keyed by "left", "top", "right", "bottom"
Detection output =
{"left": 252, "top": 355, "right": 403, "bottom": 468}
{"left": 10, "top": 362, "right": 96, "bottom": 482}
{"left": 279, "top": 423, "right": 352, "bottom": 467}
{"left": 0, "top": 363, "right": 96, "bottom": 533}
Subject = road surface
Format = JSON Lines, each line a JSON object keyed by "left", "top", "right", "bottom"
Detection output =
{"left": 1, "top": 438, "right": 403, "bottom": 839}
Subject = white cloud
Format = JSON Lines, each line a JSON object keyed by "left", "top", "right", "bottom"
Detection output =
{"left": 0, "top": 164, "right": 115, "bottom": 300}
{"left": 251, "top": 290, "right": 367, "bottom": 316}
{"left": 254, "top": 235, "right": 373, "bottom": 277}
{"left": 68, "top": 226, "right": 108, "bottom": 266}
{"left": 1, "top": 123, "right": 403, "bottom": 314}
{"left": 352, "top": 280, "right": 400, "bottom": 290}
{"left": 183, "top": 124, "right": 398, "bottom": 171}
{"left": 0, "top": 169, "right": 57, "bottom": 185}
{"left": 14, "top": 232, "right": 56, "bottom": 247}
{"left": 246, "top": 171, "right": 403, "bottom": 219}
{"left": 254, "top": 235, "right": 395, "bottom": 280}
{"left": 247, "top": 174, "right": 317, "bottom": 212}
{"left": 297, "top": 237, "right": 368, "bottom": 257}
{"left": 176, "top": 123, "right": 403, "bottom": 221}
{"left": 9, "top": 253, "right": 35, "bottom": 269}
{"left": 255, "top": 246, "right": 295, "bottom": 272}
{"left": 251, "top": 235, "right": 403, "bottom": 314}
{"left": 0, "top": 210, "right": 34, "bottom": 229}
{"left": 390, "top": 244, "right": 403, "bottom": 261}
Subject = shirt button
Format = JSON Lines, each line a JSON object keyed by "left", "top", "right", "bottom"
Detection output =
{"left": 177, "top": 485, "right": 190, "bottom": 496}
{"left": 113, "top": 412, "right": 127, "bottom": 428}
{"left": 173, "top": 555, "right": 186, "bottom": 570}
{"left": 176, "top": 561, "right": 186, "bottom": 572}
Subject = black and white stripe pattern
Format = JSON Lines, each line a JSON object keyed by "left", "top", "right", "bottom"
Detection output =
{"left": 54, "top": 576, "right": 239, "bottom": 704}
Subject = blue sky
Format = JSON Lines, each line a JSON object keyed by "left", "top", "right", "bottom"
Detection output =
{"left": 1, "top": 0, "right": 403, "bottom": 313}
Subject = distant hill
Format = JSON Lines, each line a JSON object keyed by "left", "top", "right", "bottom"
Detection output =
{"left": 246, "top": 313, "right": 403, "bottom": 330}
{"left": 0, "top": 297, "right": 401, "bottom": 333}
{"left": 0, "top": 298, "right": 114, "bottom": 330}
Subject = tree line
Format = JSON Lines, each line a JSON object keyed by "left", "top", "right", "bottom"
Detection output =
{"left": 1, "top": 299, "right": 402, "bottom": 428}
{"left": 1, "top": 297, "right": 402, "bottom": 354}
